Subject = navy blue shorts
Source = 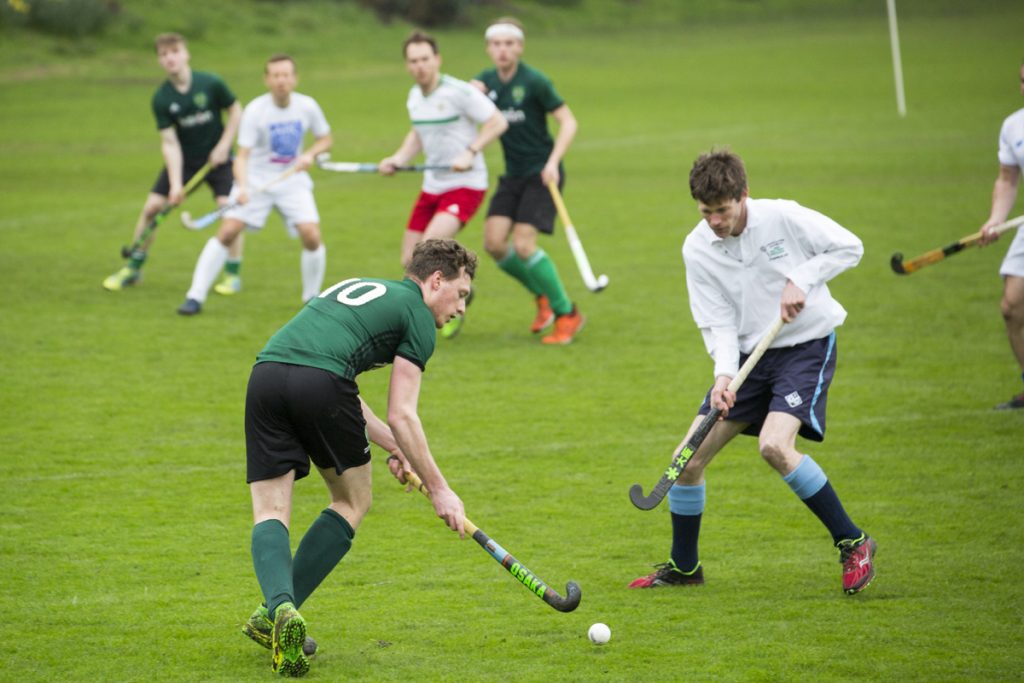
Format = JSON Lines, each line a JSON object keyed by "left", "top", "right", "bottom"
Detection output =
{"left": 698, "top": 333, "right": 837, "bottom": 442}
{"left": 245, "top": 362, "right": 370, "bottom": 483}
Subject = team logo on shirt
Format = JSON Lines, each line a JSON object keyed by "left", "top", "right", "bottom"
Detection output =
{"left": 511, "top": 85, "right": 525, "bottom": 105}
{"left": 169, "top": 102, "right": 180, "bottom": 114}
{"left": 761, "top": 239, "right": 789, "bottom": 261}
{"left": 785, "top": 391, "right": 803, "bottom": 408}
{"left": 270, "top": 120, "right": 303, "bottom": 163}
{"left": 193, "top": 92, "right": 208, "bottom": 109}
{"left": 487, "top": 89, "right": 498, "bottom": 101}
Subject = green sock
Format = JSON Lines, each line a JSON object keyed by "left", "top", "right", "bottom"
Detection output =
{"left": 129, "top": 250, "right": 146, "bottom": 270}
{"left": 524, "top": 249, "right": 572, "bottom": 315}
{"left": 224, "top": 259, "right": 241, "bottom": 276}
{"left": 292, "top": 509, "right": 354, "bottom": 609}
{"left": 251, "top": 519, "right": 294, "bottom": 619}
{"left": 496, "top": 250, "right": 543, "bottom": 296}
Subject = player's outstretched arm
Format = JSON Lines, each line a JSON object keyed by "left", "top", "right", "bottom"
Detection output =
{"left": 387, "top": 356, "right": 465, "bottom": 536}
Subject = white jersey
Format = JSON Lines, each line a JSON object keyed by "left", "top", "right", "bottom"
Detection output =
{"left": 682, "top": 198, "right": 863, "bottom": 378}
{"left": 407, "top": 74, "right": 496, "bottom": 193}
{"left": 997, "top": 107, "right": 1024, "bottom": 277}
{"left": 237, "top": 92, "right": 330, "bottom": 186}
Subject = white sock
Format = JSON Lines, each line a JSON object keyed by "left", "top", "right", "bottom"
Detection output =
{"left": 301, "top": 244, "right": 326, "bottom": 302}
{"left": 187, "top": 238, "right": 229, "bottom": 303}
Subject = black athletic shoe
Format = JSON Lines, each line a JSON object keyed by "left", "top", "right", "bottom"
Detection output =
{"left": 628, "top": 559, "right": 704, "bottom": 588}
{"left": 995, "top": 393, "right": 1024, "bottom": 410}
{"left": 176, "top": 298, "right": 201, "bottom": 316}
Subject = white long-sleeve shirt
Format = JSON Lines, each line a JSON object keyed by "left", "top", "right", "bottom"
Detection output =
{"left": 682, "top": 198, "right": 863, "bottom": 378}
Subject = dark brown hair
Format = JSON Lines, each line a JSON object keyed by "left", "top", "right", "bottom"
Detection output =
{"left": 403, "top": 30, "right": 438, "bottom": 58}
{"left": 689, "top": 149, "right": 748, "bottom": 203}
{"left": 407, "top": 239, "right": 477, "bottom": 282}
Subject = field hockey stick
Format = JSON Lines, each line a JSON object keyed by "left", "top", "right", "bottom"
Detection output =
{"left": 315, "top": 153, "right": 448, "bottom": 173}
{"left": 402, "top": 469, "right": 582, "bottom": 613}
{"left": 180, "top": 165, "right": 299, "bottom": 231}
{"left": 891, "top": 214, "right": 1024, "bottom": 274}
{"left": 120, "top": 163, "right": 211, "bottom": 258}
{"left": 547, "top": 181, "right": 610, "bottom": 292}
{"left": 629, "top": 317, "right": 786, "bottom": 510}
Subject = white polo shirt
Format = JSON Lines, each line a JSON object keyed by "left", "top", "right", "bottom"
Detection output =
{"left": 682, "top": 198, "right": 864, "bottom": 378}
{"left": 997, "top": 108, "right": 1024, "bottom": 277}
{"left": 237, "top": 92, "right": 330, "bottom": 186}
{"left": 408, "top": 74, "right": 496, "bottom": 193}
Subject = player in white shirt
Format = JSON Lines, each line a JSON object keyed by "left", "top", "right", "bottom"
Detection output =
{"left": 178, "top": 54, "right": 333, "bottom": 316}
{"left": 979, "top": 60, "right": 1024, "bottom": 409}
{"left": 379, "top": 31, "right": 507, "bottom": 337}
{"left": 629, "top": 150, "right": 876, "bottom": 596}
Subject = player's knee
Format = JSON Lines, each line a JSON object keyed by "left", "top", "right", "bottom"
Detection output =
{"left": 1001, "top": 295, "right": 1024, "bottom": 324}
{"left": 483, "top": 235, "right": 507, "bottom": 260}
{"left": 758, "top": 438, "right": 789, "bottom": 468}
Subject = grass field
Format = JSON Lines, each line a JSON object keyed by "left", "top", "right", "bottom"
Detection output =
{"left": 2, "top": 1, "right": 1023, "bottom": 680}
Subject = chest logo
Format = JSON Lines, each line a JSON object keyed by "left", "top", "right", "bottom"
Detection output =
{"left": 511, "top": 85, "right": 525, "bottom": 105}
{"left": 761, "top": 239, "right": 789, "bottom": 261}
{"left": 193, "top": 92, "right": 208, "bottom": 109}
{"left": 488, "top": 89, "right": 497, "bottom": 101}
{"left": 169, "top": 102, "right": 180, "bottom": 114}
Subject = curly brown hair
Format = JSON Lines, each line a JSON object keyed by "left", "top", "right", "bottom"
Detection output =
{"left": 407, "top": 239, "right": 477, "bottom": 282}
{"left": 689, "top": 149, "right": 748, "bottom": 204}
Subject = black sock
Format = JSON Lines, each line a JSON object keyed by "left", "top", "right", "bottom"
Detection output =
{"left": 669, "top": 512, "right": 702, "bottom": 572}
{"left": 800, "top": 481, "right": 861, "bottom": 544}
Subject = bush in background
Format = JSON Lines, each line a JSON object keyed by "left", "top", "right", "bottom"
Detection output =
{"left": 1, "top": 0, "right": 119, "bottom": 37}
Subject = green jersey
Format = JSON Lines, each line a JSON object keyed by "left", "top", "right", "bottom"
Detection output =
{"left": 475, "top": 62, "right": 565, "bottom": 177}
{"left": 256, "top": 278, "right": 437, "bottom": 381}
{"left": 151, "top": 71, "right": 236, "bottom": 161}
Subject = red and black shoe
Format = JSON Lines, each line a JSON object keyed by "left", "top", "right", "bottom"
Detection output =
{"left": 628, "top": 559, "right": 704, "bottom": 588}
{"left": 995, "top": 393, "right": 1024, "bottom": 410}
{"left": 837, "top": 534, "right": 877, "bottom": 595}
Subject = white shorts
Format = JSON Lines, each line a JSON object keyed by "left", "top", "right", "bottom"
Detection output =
{"left": 225, "top": 173, "right": 319, "bottom": 236}
{"left": 1000, "top": 226, "right": 1024, "bottom": 278}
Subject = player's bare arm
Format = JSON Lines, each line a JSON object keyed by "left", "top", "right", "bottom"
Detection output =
{"left": 159, "top": 126, "right": 185, "bottom": 204}
{"left": 386, "top": 355, "right": 465, "bottom": 536}
{"left": 380, "top": 129, "right": 423, "bottom": 175}
{"left": 452, "top": 110, "right": 508, "bottom": 172}
{"left": 981, "top": 164, "right": 1021, "bottom": 245}
{"left": 296, "top": 132, "right": 333, "bottom": 173}
{"left": 209, "top": 100, "right": 242, "bottom": 167}
{"left": 232, "top": 146, "right": 251, "bottom": 204}
{"left": 541, "top": 104, "right": 577, "bottom": 186}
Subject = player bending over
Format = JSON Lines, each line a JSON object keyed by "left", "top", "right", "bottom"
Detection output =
{"left": 240, "top": 239, "right": 474, "bottom": 676}
{"left": 630, "top": 150, "right": 876, "bottom": 595}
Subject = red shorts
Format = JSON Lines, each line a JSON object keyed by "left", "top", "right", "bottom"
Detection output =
{"left": 406, "top": 188, "right": 486, "bottom": 233}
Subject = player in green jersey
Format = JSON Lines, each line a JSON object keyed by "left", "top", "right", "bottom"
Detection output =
{"left": 103, "top": 33, "right": 245, "bottom": 295}
{"left": 241, "top": 238, "right": 475, "bottom": 677}
{"left": 472, "top": 17, "right": 586, "bottom": 345}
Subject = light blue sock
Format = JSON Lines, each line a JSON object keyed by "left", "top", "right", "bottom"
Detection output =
{"left": 783, "top": 455, "right": 828, "bottom": 500}
{"left": 668, "top": 483, "right": 706, "bottom": 515}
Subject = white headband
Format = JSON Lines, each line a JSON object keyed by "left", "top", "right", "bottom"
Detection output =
{"left": 485, "top": 23, "right": 524, "bottom": 42}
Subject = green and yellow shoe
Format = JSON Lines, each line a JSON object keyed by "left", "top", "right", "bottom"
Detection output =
{"left": 243, "top": 605, "right": 318, "bottom": 657}
{"left": 102, "top": 266, "right": 140, "bottom": 292}
{"left": 271, "top": 603, "right": 309, "bottom": 677}
{"left": 214, "top": 274, "right": 242, "bottom": 296}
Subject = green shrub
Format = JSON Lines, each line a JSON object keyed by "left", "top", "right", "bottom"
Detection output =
{"left": 1, "top": 0, "right": 118, "bottom": 37}
{"left": 359, "top": 0, "right": 468, "bottom": 27}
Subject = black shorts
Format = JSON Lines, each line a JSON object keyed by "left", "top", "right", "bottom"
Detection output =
{"left": 486, "top": 171, "right": 565, "bottom": 235}
{"left": 245, "top": 362, "right": 370, "bottom": 483}
{"left": 150, "top": 157, "right": 233, "bottom": 198}
{"left": 698, "top": 333, "right": 838, "bottom": 442}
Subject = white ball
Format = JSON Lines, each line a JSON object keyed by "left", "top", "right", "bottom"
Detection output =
{"left": 587, "top": 622, "right": 611, "bottom": 645}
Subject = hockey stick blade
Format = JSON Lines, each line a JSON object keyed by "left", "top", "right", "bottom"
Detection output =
{"left": 629, "top": 408, "right": 720, "bottom": 510}
{"left": 470, "top": 527, "right": 582, "bottom": 613}
{"left": 630, "top": 318, "right": 785, "bottom": 510}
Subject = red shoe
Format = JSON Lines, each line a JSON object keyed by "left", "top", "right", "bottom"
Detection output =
{"left": 837, "top": 534, "right": 877, "bottom": 595}
{"left": 530, "top": 295, "right": 554, "bottom": 333}
{"left": 628, "top": 559, "right": 704, "bottom": 588}
{"left": 995, "top": 393, "right": 1024, "bottom": 410}
{"left": 541, "top": 307, "right": 585, "bottom": 345}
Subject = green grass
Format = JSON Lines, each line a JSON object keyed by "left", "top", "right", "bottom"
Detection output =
{"left": 2, "top": 1, "right": 1024, "bottom": 680}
